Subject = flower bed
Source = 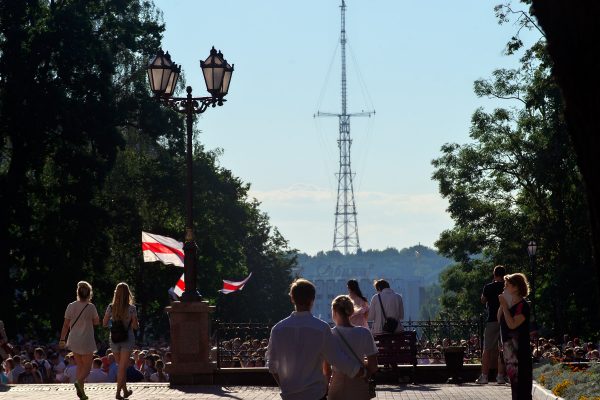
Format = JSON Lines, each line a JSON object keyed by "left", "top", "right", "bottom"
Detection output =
{"left": 534, "top": 361, "right": 600, "bottom": 400}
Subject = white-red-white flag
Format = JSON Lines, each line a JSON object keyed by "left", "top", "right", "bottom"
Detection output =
{"left": 219, "top": 272, "right": 253, "bottom": 294}
{"left": 172, "top": 273, "right": 185, "bottom": 297}
{"left": 141, "top": 232, "right": 184, "bottom": 267}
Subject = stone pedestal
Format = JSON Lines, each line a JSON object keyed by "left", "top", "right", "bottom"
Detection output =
{"left": 165, "top": 301, "right": 216, "bottom": 384}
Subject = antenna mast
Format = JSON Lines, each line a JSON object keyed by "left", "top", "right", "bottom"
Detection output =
{"left": 315, "top": 0, "right": 374, "bottom": 255}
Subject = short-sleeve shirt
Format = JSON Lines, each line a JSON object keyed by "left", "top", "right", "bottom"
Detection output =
{"left": 64, "top": 301, "right": 99, "bottom": 354}
{"left": 482, "top": 281, "right": 504, "bottom": 322}
{"left": 104, "top": 304, "right": 137, "bottom": 331}
{"left": 331, "top": 326, "right": 378, "bottom": 374}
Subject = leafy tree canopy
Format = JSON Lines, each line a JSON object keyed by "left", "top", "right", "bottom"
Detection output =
{"left": 432, "top": 4, "right": 599, "bottom": 338}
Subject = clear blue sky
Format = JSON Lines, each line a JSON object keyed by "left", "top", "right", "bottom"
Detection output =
{"left": 153, "top": 0, "right": 540, "bottom": 255}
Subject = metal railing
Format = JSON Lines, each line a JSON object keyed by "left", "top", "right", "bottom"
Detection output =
{"left": 213, "top": 322, "right": 272, "bottom": 369}
{"left": 213, "top": 319, "right": 483, "bottom": 368}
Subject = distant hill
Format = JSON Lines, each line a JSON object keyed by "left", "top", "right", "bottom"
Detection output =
{"left": 296, "top": 245, "right": 452, "bottom": 286}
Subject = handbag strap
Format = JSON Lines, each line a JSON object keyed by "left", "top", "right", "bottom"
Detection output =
{"left": 70, "top": 303, "right": 90, "bottom": 331}
{"left": 336, "top": 328, "right": 363, "bottom": 366}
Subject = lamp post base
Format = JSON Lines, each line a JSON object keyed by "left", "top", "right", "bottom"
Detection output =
{"left": 166, "top": 300, "right": 216, "bottom": 384}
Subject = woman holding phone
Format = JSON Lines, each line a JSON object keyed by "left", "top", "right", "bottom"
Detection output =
{"left": 498, "top": 273, "right": 532, "bottom": 400}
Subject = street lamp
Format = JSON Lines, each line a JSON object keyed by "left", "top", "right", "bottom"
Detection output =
{"left": 147, "top": 47, "right": 234, "bottom": 302}
{"left": 527, "top": 240, "right": 537, "bottom": 321}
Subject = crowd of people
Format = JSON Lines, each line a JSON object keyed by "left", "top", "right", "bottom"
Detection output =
{"left": 532, "top": 336, "right": 599, "bottom": 362}
{"left": 216, "top": 337, "right": 269, "bottom": 368}
{"left": 0, "top": 280, "right": 168, "bottom": 400}
{"left": 2, "top": 273, "right": 599, "bottom": 400}
{"left": 0, "top": 344, "right": 170, "bottom": 385}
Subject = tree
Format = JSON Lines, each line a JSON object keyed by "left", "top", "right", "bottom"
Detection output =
{"left": 432, "top": 13, "right": 600, "bottom": 336}
{"left": 0, "top": 0, "right": 164, "bottom": 339}
{"left": 529, "top": 0, "right": 600, "bottom": 299}
{"left": 0, "top": 0, "right": 295, "bottom": 341}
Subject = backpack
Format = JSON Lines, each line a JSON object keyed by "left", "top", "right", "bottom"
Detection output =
{"left": 109, "top": 305, "right": 132, "bottom": 343}
{"left": 110, "top": 320, "right": 131, "bottom": 343}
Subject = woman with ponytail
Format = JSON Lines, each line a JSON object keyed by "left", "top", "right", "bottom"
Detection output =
{"left": 347, "top": 280, "right": 370, "bottom": 328}
{"left": 324, "top": 295, "right": 378, "bottom": 400}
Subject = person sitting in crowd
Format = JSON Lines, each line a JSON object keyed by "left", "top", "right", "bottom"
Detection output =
{"left": 106, "top": 353, "right": 118, "bottom": 383}
{"left": 63, "top": 353, "right": 78, "bottom": 383}
{"left": 86, "top": 358, "right": 107, "bottom": 383}
{"left": 3, "top": 358, "right": 16, "bottom": 384}
{"left": 49, "top": 352, "right": 65, "bottom": 383}
{"left": 17, "top": 362, "right": 38, "bottom": 384}
{"left": 0, "top": 362, "right": 8, "bottom": 384}
{"left": 150, "top": 360, "right": 169, "bottom": 382}
{"left": 32, "top": 348, "right": 52, "bottom": 383}
{"left": 126, "top": 357, "right": 144, "bottom": 383}
{"left": 143, "top": 355, "right": 157, "bottom": 382}
{"left": 10, "top": 355, "right": 24, "bottom": 384}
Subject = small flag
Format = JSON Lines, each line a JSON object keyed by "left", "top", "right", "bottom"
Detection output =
{"left": 219, "top": 272, "right": 253, "bottom": 294}
{"left": 142, "top": 231, "right": 184, "bottom": 267}
{"left": 172, "top": 273, "right": 185, "bottom": 297}
{"left": 168, "top": 286, "right": 179, "bottom": 301}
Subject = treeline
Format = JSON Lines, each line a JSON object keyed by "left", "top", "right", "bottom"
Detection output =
{"left": 297, "top": 246, "right": 452, "bottom": 286}
{"left": 432, "top": 4, "right": 600, "bottom": 338}
{"left": 0, "top": 0, "right": 294, "bottom": 342}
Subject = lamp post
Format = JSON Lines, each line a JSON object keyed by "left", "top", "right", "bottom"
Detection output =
{"left": 147, "top": 47, "right": 234, "bottom": 302}
{"left": 527, "top": 240, "right": 537, "bottom": 321}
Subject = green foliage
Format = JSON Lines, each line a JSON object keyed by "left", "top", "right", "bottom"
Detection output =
{"left": 0, "top": 0, "right": 293, "bottom": 342}
{"left": 297, "top": 245, "right": 452, "bottom": 286}
{"left": 431, "top": 6, "right": 600, "bottom": 337}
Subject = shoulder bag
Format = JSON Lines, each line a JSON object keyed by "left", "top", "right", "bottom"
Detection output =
{"left": 336, "top": 329, "right": 376, "bottom": 399}
{"left": 377, "top": 293, "right": 398, "bottom": 334}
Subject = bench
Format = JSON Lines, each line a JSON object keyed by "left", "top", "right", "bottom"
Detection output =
{"left": 374, "top": 330, "right": 418, "bottom": 382}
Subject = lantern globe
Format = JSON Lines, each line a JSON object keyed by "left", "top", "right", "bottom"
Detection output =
{"left": 147, "top": 49, "right": 175, "bottom": 96}
{"left": 200, "top": 47, "right": 226, "bottom": 97}
{"left": 527, "top": 240, "right": 537, "bottom": 257}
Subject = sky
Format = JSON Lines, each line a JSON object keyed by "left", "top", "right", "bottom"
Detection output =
{"left": 153, "top": 0, "right": 540, "bottom": 255}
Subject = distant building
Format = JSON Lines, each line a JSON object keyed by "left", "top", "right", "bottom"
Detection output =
{"left": 297, "top": 263, "right": 424, "bottom": 323}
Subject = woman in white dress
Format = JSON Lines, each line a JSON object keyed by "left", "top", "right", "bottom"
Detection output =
{"left": 347, "top": 280, "right": 370, "bottom": 328}
{"left": 59, "top": 281, "right": 100, "bottom": 400}
{"left": 324, "top": 295, "right": 379, "bottom": 400}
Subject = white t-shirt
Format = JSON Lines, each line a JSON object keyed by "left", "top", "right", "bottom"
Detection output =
{"left": 368, "top": 288, "right": 405, "bottom": 335}
{"left": 331, "top": 326, "right": 378, "bottom": 373}
{"left": 150, "top": 372, "right": 169, "bottom": 382}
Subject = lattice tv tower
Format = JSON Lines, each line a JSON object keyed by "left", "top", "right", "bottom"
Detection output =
{"left": 316, "top": 0, "right": 374, "bottom": 255}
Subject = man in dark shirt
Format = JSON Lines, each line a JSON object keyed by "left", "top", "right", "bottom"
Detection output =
{"left": 476, "top": 265, "right": 507, "bottom": 384}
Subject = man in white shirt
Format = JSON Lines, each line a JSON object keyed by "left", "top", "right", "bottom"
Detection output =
{"left": 267, "top": 279, "right": 366, "bottom": 400}
{"left": 86, "top": 358, "right": 107, "bottom": 383}
{"left": 369, "top": 279, "right": 404, "bottom": 335}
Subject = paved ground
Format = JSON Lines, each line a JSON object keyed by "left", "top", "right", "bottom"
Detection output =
{"left": 0, "top": 383, "right": 512, "bottom": 399}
